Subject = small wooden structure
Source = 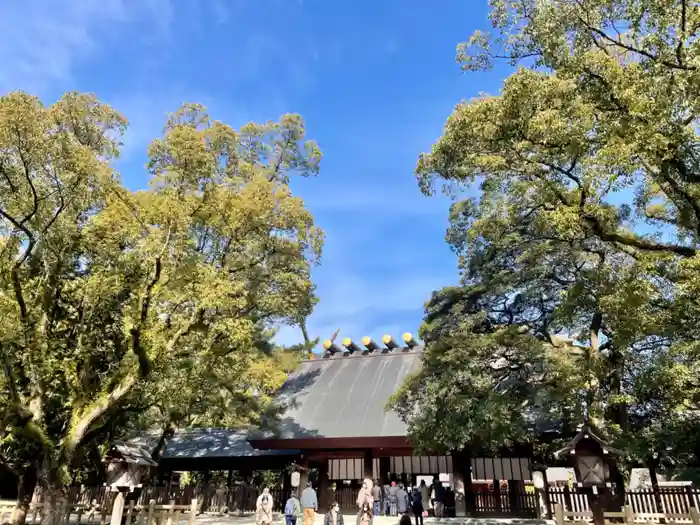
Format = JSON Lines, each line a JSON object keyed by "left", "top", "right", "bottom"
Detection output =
{"left": 104, "top": 442, "right": 158, "bottom": 492}
{"left": 554, "top": 423, "right": 623, "bottom": 489}
{"left": 554, "top": 423, "right": 624, "bottom": 525}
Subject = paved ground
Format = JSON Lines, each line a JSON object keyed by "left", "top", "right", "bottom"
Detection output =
{"left": 194, "top": 513, "right": 552, "bottom": 525}
{"left": 0, "top": 507, "right": 552, "bottom": 525}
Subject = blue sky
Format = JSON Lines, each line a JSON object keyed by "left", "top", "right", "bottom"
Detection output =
{"left": 0, "top": 0, "right": 513, "bottom": 350}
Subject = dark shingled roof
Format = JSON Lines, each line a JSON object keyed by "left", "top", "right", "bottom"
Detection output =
{"left": 255, "top": 347, "right": 423, "bottom": 440}
{"left": 107, "top": 442, "right": 158, "bottom": 466}
{"left": 127, "top": 428, "right": 299, "bottom": 459}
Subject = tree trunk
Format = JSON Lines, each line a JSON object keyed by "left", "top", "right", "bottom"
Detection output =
{"left": 648, "top": 458, "right": 666, "bottom": 524}
{"left": 139, "top": 417, "right": 178, "bottom": 488}
{"left": 40, "top": 484, "right": 69, "bottom": 525}
{"left": 38, "top": 460, "right": 69, "bottom": 525}
{"left": 150, "top": 419, "right": 177, "bottom": 465}
{"left": 13, "top": 465, "right": 38, "bottom": 525}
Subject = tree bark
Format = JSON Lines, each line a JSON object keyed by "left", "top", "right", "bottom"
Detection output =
{"left": 150, "top": 419, "right": 177, "bottom": 464}
{"left": 37, "top": 459, "right": 69, "bottom": 525}
{"left": 40, "top": 484, "right": 68, "bottom": 525}
{"left": 13, "top": 464, "right": 37, "bottom": 525}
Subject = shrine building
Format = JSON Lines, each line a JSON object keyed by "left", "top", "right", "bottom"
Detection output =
{"left": 128, "top": 333, "right": 539, "bottom": 518}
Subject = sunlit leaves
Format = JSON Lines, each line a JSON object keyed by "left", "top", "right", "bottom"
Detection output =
{"left": 403, "top": 0, "right": 700, "bottom": 466}
{"left": 0, "top": 91, "right": 322, "bottom": 487}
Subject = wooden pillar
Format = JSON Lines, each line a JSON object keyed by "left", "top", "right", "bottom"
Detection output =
{"left": 202, "top": 470, "right": 212, "bottom": 512}
{"left": 508, "top": 479, "right": 522, "bottom": 515}
{"left": 225, "top": 470, "right": 234, "bottom": 512}
{"left": 535, "top": 466, "right": 551, "bottom": 519}
{"left": 318, "top": 460, "right": 330, "bottom": 512}
{"left": 563, "top": 484, "right": 573, "bottom": 514}
{"left": 379, "top": 458, "right": 390, "bottom": 486}
{"left": 494, "top": 479, "right": 502, "bottom": 513}
{"left": 283, "top": 469, "right": 292, "bottom": 500}
{"left": 298, "top": 458, "right": 309, "bottom": 492}
{"left": 452, "top": 450, "right": 471, "bottom": 517}
{"left": 240, "top": 469, "right": 253, "bottom": 514}
{"left": 363, "top": 449, "right": 373, "bottom": 480}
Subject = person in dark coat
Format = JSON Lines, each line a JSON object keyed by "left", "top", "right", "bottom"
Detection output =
{"left": 431, "top": 480, "right": 445, "bottom": 518}
{"left": 410, "top": 488, "right": 424, "bottom": 525}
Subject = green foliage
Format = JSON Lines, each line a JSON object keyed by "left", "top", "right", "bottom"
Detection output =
{"left": 180, "top": 470, "right": 282, "bottom": 489}
{"left": 396, "top": 0, "right": 700, "bottom": 468}
{"left": 0, "top": 92, "right": 322, "bottom": 489}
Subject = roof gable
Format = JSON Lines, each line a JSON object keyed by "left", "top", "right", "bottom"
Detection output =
{"left": 255, "top": 347, "right": 422, "bottom": 440}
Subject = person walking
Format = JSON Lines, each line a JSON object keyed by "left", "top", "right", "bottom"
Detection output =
{"left": 431, "top": 480, "right": 445, "bottom": 518}
{"left": 396, "top": 484, "right": 409, "bottom": 516}
{"left": 418, "top": 481, "right": 430, "bottom": 514}
{"left": 301, "top": 482, "right": 318, "bottom": 525}
{"left": 256, "top": 488, "right": 274, "bottom": 525}
{"left": 371, "top": 480, "right": 382, "bottom": 517}
{"left": 410, "top": 489, "right": 424, "bottom": 525}
{"left": 387, "top": 482, "right": 399, "bottom": 517}
{"left": 284, "top": 493, "right": 303, "bottom": 525}
{"left": 324, "top": 502, "right": 344, "bottom": 525}
{"left": 383, "top": 483, "right": 391, "bottom": 516}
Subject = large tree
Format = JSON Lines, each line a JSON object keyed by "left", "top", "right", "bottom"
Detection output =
{"left": 0, "top": 92, "right": 322, "bottom": 522}
{"left": 393, "top": 0, "right": 700, "bottom": 474}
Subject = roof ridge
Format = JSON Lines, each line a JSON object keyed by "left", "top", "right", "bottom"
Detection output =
{"left": 300, "top": 346, "right": 423, "bottom": 362}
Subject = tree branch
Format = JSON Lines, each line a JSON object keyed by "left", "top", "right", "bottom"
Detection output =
{"left": 578, "top": 15, "right": 696, "bottom": 71}
{"left": 581, "top": 213, "right": 696, "bottom": 256}
{"left": 61, "top": 373, "right": 139, "bottom": 462}
{"left": 677, "top": 0, "right": 688, "bottom": 66}
{"left": 130, "top": 226, "right": 172, "bottom": 377}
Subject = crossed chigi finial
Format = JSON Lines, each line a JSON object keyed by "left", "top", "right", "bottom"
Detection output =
{"left": 321, "top": 332, "right": 420, "bottom": 356}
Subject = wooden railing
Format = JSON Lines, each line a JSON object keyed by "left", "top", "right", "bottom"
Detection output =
{"left": 0, "top": 497, "right": 198, "bottom": 525}
{"left": 553, "top": 502, "right": 700, "bottom": 525}
{"left": 471, "top": 488, "right": 538, "bottom": 516}
{"left": 30, "top": 485, "right": 290, "bottom": 515}
{"left": 549, "top": 487, "right": 700, "bottom": 523}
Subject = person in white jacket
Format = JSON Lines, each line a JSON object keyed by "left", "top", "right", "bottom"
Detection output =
{"left": 356, "top": 479, "right": 374, "bottom": 525}
{"left": 257, "top": 488, "right": 274, "bottom": 525}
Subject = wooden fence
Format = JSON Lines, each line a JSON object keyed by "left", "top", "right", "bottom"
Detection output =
{"left": 29, "top": 485, "right": 288, "bottom": 515}
{"left": 0, "top": 497, "right": 197, "bottom": 525}
{"left": 549, "top": 487, "right": 700, "bottom": 523}
{"left": 553, "top": 503, "right": 700, "bottom": 525}
{"left": 471, "top": 488, "right": 539, "bottom": 517}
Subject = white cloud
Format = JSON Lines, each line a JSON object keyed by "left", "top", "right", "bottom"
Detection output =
{"left": 0, "top": 0, "right": 175, "bottom": 94}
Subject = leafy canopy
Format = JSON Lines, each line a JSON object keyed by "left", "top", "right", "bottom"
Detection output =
{"left": 393, "top": 0, "right": 700, "bottom": 466}
{"left": 0, "top": 91, "right": 323, "bottom": 486}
